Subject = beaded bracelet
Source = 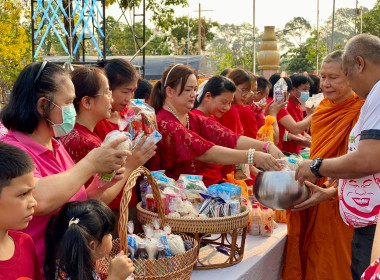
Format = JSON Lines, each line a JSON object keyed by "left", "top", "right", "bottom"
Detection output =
{"left": 263, "top": 141, "right": 271, "bottom": 153}
{"left": 248, "top": 148, "right": 255, "bottom": 165}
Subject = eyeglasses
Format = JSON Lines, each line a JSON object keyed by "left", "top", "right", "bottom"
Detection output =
{"left": 237, "top": 87, "right": 254, "bottom": 98}
{"left": 94, "top": 89, "right": 112, "bottom": 98}
{"left": 34, "top": 61, "right": 47, "bottom": 84}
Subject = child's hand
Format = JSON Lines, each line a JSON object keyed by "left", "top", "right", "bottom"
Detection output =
{"left": 107, "top": 251, "right": 135, "bottom": 280}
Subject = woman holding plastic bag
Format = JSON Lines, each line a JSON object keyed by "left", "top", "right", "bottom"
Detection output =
{"left": 61, "top": 66, "right": 156, "bottom": 205}
{"left": 0, "top": 61, "right": 129, "bottom": 274}
{"left": 148, "top": 64, "right": 283, "bottom": 181}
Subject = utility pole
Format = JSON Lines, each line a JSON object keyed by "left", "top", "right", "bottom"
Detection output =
{"left": 316, "top": 0, "right": 320, "bottom": 74}
{"left": 331, "top": 0, "right": 336, "bottom": 52}
{"left": 194, "top": 3, "right": 213, "bottom": 55}
{"left": 253, "top": 0, "right": 256, "bottom": 74}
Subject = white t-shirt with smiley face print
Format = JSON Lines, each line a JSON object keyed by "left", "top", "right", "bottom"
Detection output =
{"left": 338, "top": 80, "right": 380, "bottom": 228}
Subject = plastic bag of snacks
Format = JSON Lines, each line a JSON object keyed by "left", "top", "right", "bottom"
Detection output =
{"left": 161, "top": 224, "right": 186, "bottom": 256}
{"left": 277, "top": 156, "right": 303, "bottom": 171}
{"left": 256, "top": 115, "right": 276, "bottom": 142}
{"left": 234, "top": 164, "right": 251, "bottom": 180}
{"left": 177, "top": 174, "right": 208, "bottom": 194}
{"left": 127, "top": 221, "right": 143, "bottom": 258}
{"left": 127, "top": 100, "right": 158, "bottom": 139}
{"left": 152, "top": 218, "right": 164, "bottom": 239}
{"left": 142, "top": 224, "right": 159, "bottom": 260}
{"left": 208, "top": 183, "right": 241, "bottom": 201}
{"left": 98, "top": 130, "right": 132, "bottom": 182}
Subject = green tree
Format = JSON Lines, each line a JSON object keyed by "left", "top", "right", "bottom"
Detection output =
{"left": 0, "top": 0, "right": 31, "bottom": 92}
{"left": 362, "top": 0, "right": 380, "bottom": 37}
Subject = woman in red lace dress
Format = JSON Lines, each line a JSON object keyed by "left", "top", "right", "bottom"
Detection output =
{"left": 148, "top": 64, "right": 283, "bottom": 181}
{"left": 61, "top": 66, "right": 155, "bottom": 205}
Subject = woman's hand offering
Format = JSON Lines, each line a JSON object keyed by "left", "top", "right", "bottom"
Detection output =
{"left": 86, "top": 136, "right": 130, "bottom": 174}
{"left": 254, "top": 151, "right": 281, "bottom": 171}
{"left": 267, "top": 99, "right": 288, "bottom": 116}
{"left": 124, "top": 136, "right": 157, "bottom": 171}
{"left": 267, "top": 143, "right": 284, "bottom": 159}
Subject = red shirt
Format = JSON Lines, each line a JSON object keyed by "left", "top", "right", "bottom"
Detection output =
{"left": 267, "top": 97, "right": 289, "bottom": 150}
{"left": 234, "top": 104, "right": 258, "bottom": 139}
{"left": 148, "top": 110, "right": 239, "bottom": 184}
{"left": 216, "top": 106, "right": 244, "bottom": 135}
{"left": 94, "top": 118, "right": 138, "bottom": 209}
{"left": 190, "top": 109, "right": 225, "bottom": 186}
{"left": 0, "top": 231, "right": 42, "bottom": 280}
{"left": 281, "top": 97, "right": 304, "bottom": 154}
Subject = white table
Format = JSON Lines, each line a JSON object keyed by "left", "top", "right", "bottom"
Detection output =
{"left": 191, "top": 223, "right": 287, "bottom": 280}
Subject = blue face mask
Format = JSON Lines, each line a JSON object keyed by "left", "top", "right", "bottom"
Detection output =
{"left": 47, "top": 102, "right": 77, "bottom": 137}
{"left": 298, "top": 91, "right": 310, "bottom": 104}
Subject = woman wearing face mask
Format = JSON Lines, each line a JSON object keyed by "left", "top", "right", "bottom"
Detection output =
{"left": 148, "top": 64, "right": 283, "bottom": 182}
{"left": 61, "top": 66, "right": 156, "bottom": 203}
{"left": 0, "top": 61, "right": 129, "bottom": 274}
{"left": 281, "top": 74, "right": 314, "bottom": 155}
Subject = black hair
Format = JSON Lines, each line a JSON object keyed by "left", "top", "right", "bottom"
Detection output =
{"left": 44, "top": 200, "right": 115, "bottom": 280}
{"left": 220, "top": 69, "right": 231, "bottom": 77}
{"left": 134, "top": 79, "right": 153, "bottom": 101}
{"left": 71, "top": 66, "right": 108, "bottom": 112}
{"left": 268, "top": 73, "right": 293, "bottom": 98}
{"left": 256, "top": 76, "right": 271, "bottom": 91}
{"left": 97, "top": 59, "right": 139, "bottom": 91}
{"left": 0, "top": 62, "right": 70, "bottom": 134}
{"left": 289, "top": 74, "right": 313, "bottom": 89}
{"left": 309, "top": 74, "right": 321, "bottom": 96}
{"left": 193, "top": 76, "right": 236, "bottom": 108}
{"left": 0, "top": 142, "right": 35, "bottom": 194}
{"left": 151, "top": 64, "right": 198, "bottom": 113}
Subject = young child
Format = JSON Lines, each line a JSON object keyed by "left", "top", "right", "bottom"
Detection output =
{"left": 44, "top": 199, "right": 134, "bottom": 280}
{"left": 0, "top": 142, "right": 41, "bottom": 279}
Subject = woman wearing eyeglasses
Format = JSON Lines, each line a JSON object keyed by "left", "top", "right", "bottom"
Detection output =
{"left": 61, "top": 66, "right": 155, "bottom": 200}
{"left": 0, "top": 61, "right": 129, "bottom": 274}
{"left": 148, "top": 64, "right": 284, "bottom": 183}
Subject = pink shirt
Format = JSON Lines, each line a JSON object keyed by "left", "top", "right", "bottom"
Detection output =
{"left": 0, "top": 130, "right": 87, "bottom": 274}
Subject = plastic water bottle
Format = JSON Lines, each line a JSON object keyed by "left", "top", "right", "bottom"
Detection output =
{"left": 273, "top": 77, "right": 288, "bottom": 103}
{"left": 249, "top": 204, "right": 261, "bottom": 236}
{"left": 260, "top": 206, "right": 273, "bottom": 237}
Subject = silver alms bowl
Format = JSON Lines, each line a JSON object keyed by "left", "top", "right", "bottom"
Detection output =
{"left": 255, "top": 171, "right": 310, "bottom": 210}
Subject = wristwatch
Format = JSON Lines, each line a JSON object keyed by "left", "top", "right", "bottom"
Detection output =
{"left": 310, "top": 158, "right": 324, "bottom": 178}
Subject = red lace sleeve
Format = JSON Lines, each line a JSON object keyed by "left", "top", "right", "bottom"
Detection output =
{"left": 157, "top": 118, "right": 215, "bottom": 170}
{"left": 61, "top": 129, "right": 101, "bottom": 163}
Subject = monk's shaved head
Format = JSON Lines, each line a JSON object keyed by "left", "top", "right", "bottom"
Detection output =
{"left": 344, "top": 34, "right": 380, "bottom": 66}
{"left": 322, "top": 50, "right": 344, "bottom": 69}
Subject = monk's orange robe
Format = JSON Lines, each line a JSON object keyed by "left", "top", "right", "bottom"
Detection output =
{"left": 282, "top": 94, "right": 364, "bottom": 280}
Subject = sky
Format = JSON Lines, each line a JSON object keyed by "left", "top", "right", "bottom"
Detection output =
{"left": 108, "top": 0, "right": 377, "bottom": 32}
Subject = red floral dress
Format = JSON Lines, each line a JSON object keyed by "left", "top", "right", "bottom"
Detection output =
{"left": 147, "top": 109, "right": 239, "bottom": 184}
{"left": 361, "top": 258, "right": 380, "bottom": 280}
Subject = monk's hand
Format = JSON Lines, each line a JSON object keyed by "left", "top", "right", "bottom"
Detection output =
{"left": 292, "top": 181, "right": 337, "bottom": 211}
{"left": 254, "top": 151, "right": 281, "bottom": 171}
{"left": 267, "top": 142, "right": 284, "bottom": 159}
{"left": 295, "top": 160, "right": 316, "bottom": 185}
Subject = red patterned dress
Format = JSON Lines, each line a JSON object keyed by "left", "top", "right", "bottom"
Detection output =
{"left": 147, "top": 109, "right": 239, "bottom": 185}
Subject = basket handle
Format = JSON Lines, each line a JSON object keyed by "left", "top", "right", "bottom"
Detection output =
{"left": 118, "top": 166, "right": 166, "bottom": 252}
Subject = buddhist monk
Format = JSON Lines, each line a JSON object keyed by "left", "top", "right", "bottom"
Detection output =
{"left": 282, "top": 50, "right": 364, "bottom": 280}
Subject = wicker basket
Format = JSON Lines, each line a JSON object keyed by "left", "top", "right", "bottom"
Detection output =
{"left": 96, "top": 167, "right": 198, "bottom": 279}
{"left": 136, "top": 167, "right": 250, "bottom": 269}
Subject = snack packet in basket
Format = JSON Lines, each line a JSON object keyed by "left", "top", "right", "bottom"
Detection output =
{"left": 177, "top": 174, "right": 207, "bottom": 194}
{"left": 127, "top": 221, "right": 143, "bottom": 258}
{"left": 152, "top": 218, "right": 164, "bottom": 239}
{"left": 162, "top": 224, "right": 185, "bottom": 256}
{"left": 142, "top": 224, "right": 158, "bottom": 260}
